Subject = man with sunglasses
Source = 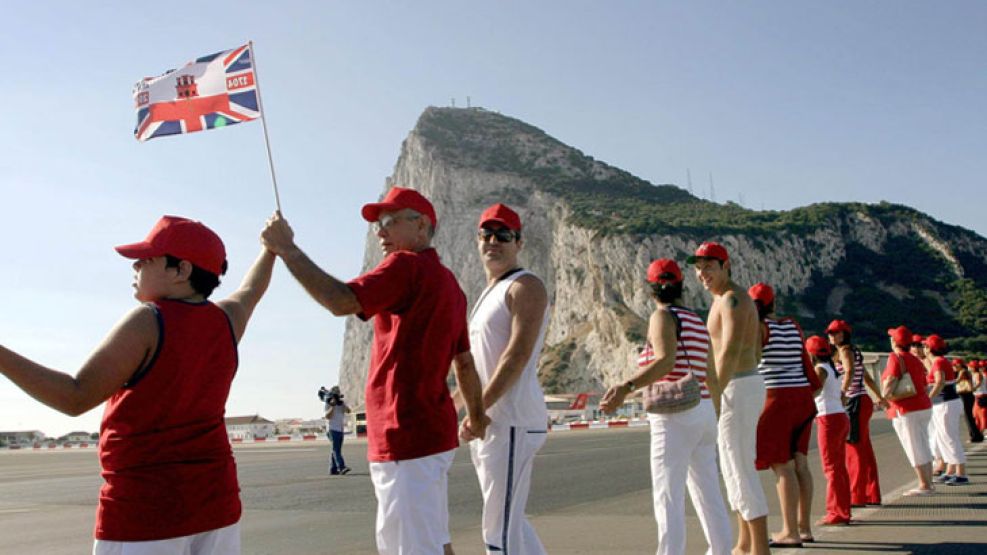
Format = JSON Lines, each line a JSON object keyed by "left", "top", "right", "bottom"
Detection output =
{"left": 262, "top": 187, "right": 488, "bottom": 555}
{"left": 460, "top": 203, "right": 550, "bottom": 555}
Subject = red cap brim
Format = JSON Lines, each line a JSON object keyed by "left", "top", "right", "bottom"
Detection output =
{"left": 361, "top": 202, "right": 402, "bottom": 223}
{"left": 114, "top": 242, "right": 162, "bottom": 260}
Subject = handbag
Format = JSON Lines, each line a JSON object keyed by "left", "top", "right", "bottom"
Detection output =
{"left": 643, "top": 308, "right": 701, "bottom": 414}
{"left": 882, "top": 353, "right": 917, "bottom": 401}
{"left": 956, "top": 370, "right": 973, "bottom": 395}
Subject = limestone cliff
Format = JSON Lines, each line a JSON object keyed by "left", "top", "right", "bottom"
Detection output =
{"left": 339, "top": 107, "right": 987, "bottom": 405}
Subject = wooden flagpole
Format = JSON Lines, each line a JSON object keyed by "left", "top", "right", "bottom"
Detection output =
{"left": 248, "top": 40, "right": 283, "bottom": 213}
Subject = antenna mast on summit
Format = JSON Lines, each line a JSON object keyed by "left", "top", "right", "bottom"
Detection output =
{"left": 708, "top": 172, "right": 716, "bottom": 202}
{"left": 686, "top": 168, "right": 694, "bottom": 193}
{"left": 467, "top": 96, "right": 471, "bottom": 108}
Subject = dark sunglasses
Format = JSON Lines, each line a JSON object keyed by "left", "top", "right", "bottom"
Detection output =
{"left": 478, "top": 228, "right": 517, "bottom": 243}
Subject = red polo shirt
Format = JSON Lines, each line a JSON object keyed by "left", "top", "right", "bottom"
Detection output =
{"left": 882, "top": 350, "right": 933, "bottom": 417}
{"left": 348, "top": 248, "right": 468, "bottom": 462}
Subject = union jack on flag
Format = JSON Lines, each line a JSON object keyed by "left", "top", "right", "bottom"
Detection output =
{"left": 133, "top": 43, "right": 260, "bottom": 142}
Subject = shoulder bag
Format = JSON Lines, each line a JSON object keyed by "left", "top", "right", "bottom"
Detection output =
{"left": 882, "top": 353, "right": 917, "bottom": 401}
{"left": 643, "top": 308, "right": 701, "bottom": 414}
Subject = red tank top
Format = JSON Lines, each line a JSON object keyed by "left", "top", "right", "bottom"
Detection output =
{"left": 95, "top": 300, "right": 240, "bottom": 541}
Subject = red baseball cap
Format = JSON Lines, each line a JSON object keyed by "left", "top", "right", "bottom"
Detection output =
{"left": 887, "top": 325, "right": 912, "bottom": 347}
{"left": 686, "top": 241, "right": 729, "bottom": 264}
{"left": 825, "top": 319, "right": 852, "bottom": 334}
{"left": 478, "top": 203, "right": 522, "bottom": 231}
{"left": 911, "top": 334, "right": 925, "bottom": 345}
{"left": 923, "top": 334, "right": 947, "bottom": 352}
{"left": 953, "top": 358, "right": 965, "bottom": 367}
{"left": 979, "top": 360, "right": 987, "bottom": 369}
{"left": 361, "top": 186, "right": 437, "bottom": 228}
{"left": 805, "top": 335, "right": 832, "bottom": 356}
{"left": 115, "top": 215, "right": 226, "bottom": 276}
{"left": 968, "top": 359, "right": 979, "bottom": 368}
{"left": 647, "top": 258, "right": 683, "bottom": 284}
{"left": 748, "top": 282, "right": 775, "bottom": 305}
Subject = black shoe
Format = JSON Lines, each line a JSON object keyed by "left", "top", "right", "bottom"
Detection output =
{"left": 340, "top": 467, "right": 352, "bottom": 475}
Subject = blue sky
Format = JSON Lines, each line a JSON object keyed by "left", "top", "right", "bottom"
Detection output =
{"left": 2, "top": 2, "right": 985, "bottom": 436}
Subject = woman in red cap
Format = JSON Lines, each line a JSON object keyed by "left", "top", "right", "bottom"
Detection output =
{"left": 924, "top": 335, "right": 968, "bottom": 484}
{"left": 806, "top": 335, "right": 852, "bottom": 526}
{"left": 825, "top": 319, "right": 883, "bottom": 507}
{"left": 957, "top": 359, "right": 984, "bottom": 443}
{"left": 882, "top": 326, "right": 935, "bottom": 496}
{"left": 748, "top": 283, "right": 819, "bottom": 547}
{"left": 973, "top": 360, "right": 987, "bottom": 433}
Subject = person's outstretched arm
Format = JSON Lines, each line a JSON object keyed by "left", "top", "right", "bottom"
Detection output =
{"left": 0, "top": 306, "right": 158, "bottom": 416}
{"left": 217, "top": 247, "right": 277, "bottom": 342}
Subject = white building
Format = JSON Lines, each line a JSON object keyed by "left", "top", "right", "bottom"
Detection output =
{"left": 225, "top": 415, "right": 275, "bottom": 440}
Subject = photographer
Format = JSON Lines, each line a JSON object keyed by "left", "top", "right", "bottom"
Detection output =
{"left": 321, "top": 385, "right": 351, "bottom": 475}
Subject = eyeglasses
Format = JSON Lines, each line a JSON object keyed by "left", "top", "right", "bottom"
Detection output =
{"left": 478, "top": 228, "right": 517, "bottom": 243}
{"left": 373, "top": 213, "right": 420, "bottom": 233}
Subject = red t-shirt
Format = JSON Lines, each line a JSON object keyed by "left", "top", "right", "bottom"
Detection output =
{"left": 927, "top": 356, "right": 955, "bottom": 384}
{"left": 882, "top": 350, "right": 933, "bottom": 417}
{"left": 96, "top": 300, "right": 240, "bottom": 541}
{"left": 347, "top": 248, "right": 468, "bottom": 462}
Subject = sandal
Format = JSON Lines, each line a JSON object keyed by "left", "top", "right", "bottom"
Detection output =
{"left": 768, "top": 539, "right": 804, "bottom": 548}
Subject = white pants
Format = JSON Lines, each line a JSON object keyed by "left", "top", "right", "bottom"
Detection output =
{"left": 370, "top": 450, "right": 455, "bottom": 555}
{"left": 891, "top": 409, "right": 933, "bottom": 467}
{"left": 717, "top": 373, "right": 768, "bottom": 521}
{"left": 932, "top": 399, "right": 966, "bottom": 465}
{"left": 470, "top": 423, "right": 547, "bottom": 555}
{"left": 928, "top": 412, "right": 941, "bottom": 461}
{"left": 649, "top": 400, "right": 732, "bottom": 555}
{"left": 93, "top": 522, "right": 240, "bottom": 555}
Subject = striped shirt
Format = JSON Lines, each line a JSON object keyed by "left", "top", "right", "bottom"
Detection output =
{"left": 758, "top": 317, "right": 810, "bottom": 389}
{"left": 637, "top": 305, "right": 711, "bottom": 399}
{"left": 835, "top": 346, "right": 866, "bottom": 399}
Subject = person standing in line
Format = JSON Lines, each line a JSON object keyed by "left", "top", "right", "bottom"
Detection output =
{"left": 805, "top": 336, "right": 852, "bottom": 526}
{"left": 601, "top": 258, "right": 732, "bottom": 555}
{"left": 748, "top": 283, "right": 818, "bottom": 548}
{"left": 958, "top": 360, "right": 984, "bottom": 443}
{"left": 323, "top": 385, "right": 352, "bottom": 475}
{"left": 913, "top": 335, "right": 945, "bottom": 476}
{"left": 688, "top": 242, "right": 770, "bottom": 555}
{"left": 0, "top": 215, "right": 275, "bottom": 554}
{"left": 973, "top": 360, "right": 987, "bottom": 434}
{"left": 261, "top": 187, "right": 489, "bottom": 555}
{"left": 825, "top": 319, "right": 883, "bottom": 507}
{"left": 882, "top": 325, "right": 935, "bottom": 497}
{"left": 924, "top": 335, "right": 968, "bottom": 485}
{"left": 461, "top": 204, "right": 550, "bottom": 555}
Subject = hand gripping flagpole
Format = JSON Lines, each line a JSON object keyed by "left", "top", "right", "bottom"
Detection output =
{"left": 248, "top": 41, "right": 283, "bottom": 213}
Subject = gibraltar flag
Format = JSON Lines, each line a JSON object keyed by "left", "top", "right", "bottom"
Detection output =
{"left": 133, "top": 43, "right": 261, "bottom": 142}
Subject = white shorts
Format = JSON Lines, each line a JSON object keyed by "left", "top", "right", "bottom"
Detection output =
{"left": 717, "top": 373, "right": 769, "bottom": 521}
{"left": 470, "top": 423, "right": 547, "bottom": 555}
{"left": 892, "top": 409, "right": 933, "bottom": 467}
{"left": 932, "top": 399, "right": 966, "bottom": 465}
{"left": 92, "top": 522, "right": 240, "bottom": 555}
{"left": 370, "top": 449, "right": 455, "bottom": 555}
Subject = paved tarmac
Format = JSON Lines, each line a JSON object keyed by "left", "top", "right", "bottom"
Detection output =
{"left": 0, "top": 415, "right": 984, "bottom": 554}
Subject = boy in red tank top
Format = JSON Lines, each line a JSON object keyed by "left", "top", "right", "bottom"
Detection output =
{"left": 0, "top": 215, "right": 275, "bottom": 554}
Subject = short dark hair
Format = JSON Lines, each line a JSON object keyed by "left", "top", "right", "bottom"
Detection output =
{"left": 650, "top": 281, "right": 683, "bottom": 304}
{"left": 165, "top": 255, "right": 227, "bottom": 298}
{"left": 930, "top": 347, "right": 949, "bottom": 357}
{"left": 754, "top": 300, "right": 774, "bottom": 320}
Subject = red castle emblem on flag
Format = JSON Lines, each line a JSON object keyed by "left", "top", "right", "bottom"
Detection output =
{"left": 175, "top": 75, "right": 199, "bottom": 98}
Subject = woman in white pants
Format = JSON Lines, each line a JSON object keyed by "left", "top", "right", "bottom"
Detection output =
{"left": 924, "top": 334, "right": 968, "bottom": 484}
{"left": 601, "top": 259, "right": 732, "bottom": 555}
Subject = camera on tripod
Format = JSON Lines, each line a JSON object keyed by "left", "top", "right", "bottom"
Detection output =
{"left": 319, "top": 386, "right": 344, "bottom": 406}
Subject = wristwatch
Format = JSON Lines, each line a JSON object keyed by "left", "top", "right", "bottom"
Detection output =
{"left": 624, "top": 380, "right": 636, "bottom": 394}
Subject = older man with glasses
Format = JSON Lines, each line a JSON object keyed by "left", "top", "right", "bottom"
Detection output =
{"left": 262, "top": 187, "right": 488, "bottom": 555}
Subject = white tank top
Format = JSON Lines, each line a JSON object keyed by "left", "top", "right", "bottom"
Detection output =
{"left": 814, "top": 362, "right": 845, "bottom": 416}
{"left": 976, "top": 371, "right": 987, "bottom": 396}
{"left": 469, "top": 269, "right": 549, "bottom": 428}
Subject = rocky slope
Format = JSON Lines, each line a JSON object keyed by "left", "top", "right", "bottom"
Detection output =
{"left": 338, "top": 107, "right": 987, "bottom": 404}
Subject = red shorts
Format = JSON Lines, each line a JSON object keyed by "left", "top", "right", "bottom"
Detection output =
{"left": 756, "top": 386, "right": 817, "bottom": 470}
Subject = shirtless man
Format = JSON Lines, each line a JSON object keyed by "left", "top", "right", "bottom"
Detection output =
{"left": 689, "top": 241, "right": 770, "bottom": 555}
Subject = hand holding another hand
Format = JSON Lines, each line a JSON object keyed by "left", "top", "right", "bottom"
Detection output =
{"left": 261, "top": 211, "right": 296, "bottom": 256}
{"left": 599, "top": 385, "right": 627, "bottom": 415}
{"left": 459, "top": 413, "right": 491, "bottom": 442}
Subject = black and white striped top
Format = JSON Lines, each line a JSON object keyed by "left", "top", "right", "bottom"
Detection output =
{"left": 758, "top": 317, "right": 811, "bottom": 390}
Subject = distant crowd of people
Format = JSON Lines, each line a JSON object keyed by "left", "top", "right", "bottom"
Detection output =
{"left": 0, "top": 186, "right": 983, "bottom": 555}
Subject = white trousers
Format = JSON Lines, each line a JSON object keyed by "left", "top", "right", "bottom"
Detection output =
{"left": 370, "top": 449, "right": 455, "bottom": 555}
{"left": 93, "top": 522, "right": 240, "bottom": 555}
{"left": 891, "top": 409, "right": 933, "bottom": 467}
{"left": 470, "top": 423, "right": 547, "bottom": 555}
{"left": 717, "top": 373, "right": 768, "bottom": 521}
{"left": 932, "top": 399, "right": 966, "bottom": 465}
{"left": 928, "top": 411, "right": 941, "bottom": 461}
{"left": 649, "top": 400, "right": 732, "bottom": 555}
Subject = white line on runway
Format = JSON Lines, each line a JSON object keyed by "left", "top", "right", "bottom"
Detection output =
{"left": 235, "top": 448, "right": 318, "bottom": 454}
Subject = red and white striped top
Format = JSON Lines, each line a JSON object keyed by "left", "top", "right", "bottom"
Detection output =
{"left": 637, "top": 305, "right": 711, "bottom": 399}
